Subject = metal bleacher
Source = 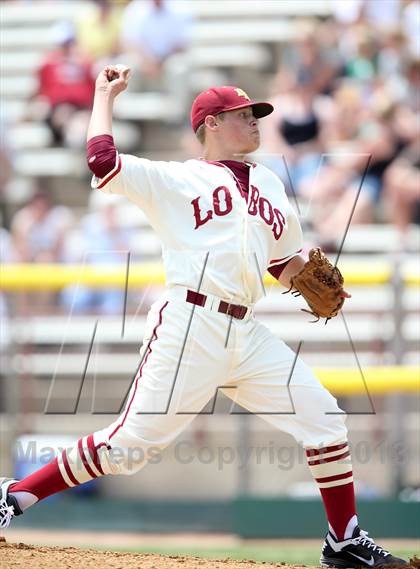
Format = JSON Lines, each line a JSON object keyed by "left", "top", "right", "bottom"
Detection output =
{"left": 2, "top": 2, "right": 420, "bottom": 501}
{"left": 0, "top": 0, "right": 335, "bottom": 178}
{"left": 1, "top": 0, "right": 419, "bottom": 387}
{"left": 2, "top": 241, "right": 418, "bottom": 414}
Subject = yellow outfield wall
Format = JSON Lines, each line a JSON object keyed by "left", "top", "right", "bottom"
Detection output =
{"left": 316, "top": 366, "right": 420, "bottom": 395}
{"left": 1, "top": 262, "right": 419, "bottom": 290}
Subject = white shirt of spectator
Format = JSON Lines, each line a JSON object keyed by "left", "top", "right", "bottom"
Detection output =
{"left": 363, "top": 0, "right": 401, "bottom": 27}
{"left": 331, "top": 0, "right": 401, "bottom": 26}
{"left": 12, "top": 205, "right": 73, "bottom": 262}
{"left": 91, "top": 155, "right": 303, "bottom": 306}
{"left": 121, "top": 0, "right": 192, "bottom": 61}
{"left": 403, "top": 0, "right": 420, "bottom": 58}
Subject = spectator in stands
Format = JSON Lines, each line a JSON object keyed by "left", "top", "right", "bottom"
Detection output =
{"left": 76, "top": 0, "right": 122, "bottom": 63}
{"left": 377, "top": 28, "right": 407, "bottom": 81}
{"left": 61, "top": 191, "right": 134, "bottom": 315}
{"left": 282, "top": 28, "right": 339, "bottom": 95}
{"left": 299, "top": 82, "right": 400, "bottom": 243}
{"left": 0, "top": 227, "right": 14, "bottom": 410}
{"left": 259, "top": 25, "right": 341, "bottom": 199}
{"left": 120, "top": 0, "right": 192, "bottom": 101}
{"left": 343, "top": 27, "right": 378, "bottom": 81}
{"left": 383, "top": 134, "right": 420, "bottom": 240}
{"left": 404, "top": 58, "right": 420, "bottom": 111}
{"left": 0, "top": 227, "right": 14, "bottom": 331}
{"left": 259, "top": 67, "right": 325, "bottom": 198}
{"left": 331, "top": 0, "right": 402, "bottom": 28}
{"left": 258, "top": 6, "right": 420, "bottom": 245}
{"left": 362, "top": 0, "right": 402, "bottom": 28}
{"left": 0, "top": 115, "right": 13, "bottom": 227}
{"left": 31, "top": 21, "right": 95, "bottom": 147}
{"left": 10, "top": 186, "right": 73, "bottom": 263}
{"left": 402, "top": 0, "right": 420, "bottom": 58}
{"left": 10, "top": 186, "right": 73, "bottom": 313}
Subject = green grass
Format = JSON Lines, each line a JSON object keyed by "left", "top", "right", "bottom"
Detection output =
{"left": 97, "top": 544, "right": 419, "bottom": 565}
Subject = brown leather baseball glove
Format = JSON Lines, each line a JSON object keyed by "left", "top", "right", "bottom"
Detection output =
{"left": 284, "top": 248, "right": 348, "bottom": 323}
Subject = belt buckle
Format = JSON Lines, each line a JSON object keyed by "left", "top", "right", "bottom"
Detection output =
{"left": 219, "top": 300, "right": 248, "bottom": 320}
{"left": 225, "top": 302, "right": 236, "bottom": 317}
{"left": 227, "top": 301, "right": 244, "bottom": 319}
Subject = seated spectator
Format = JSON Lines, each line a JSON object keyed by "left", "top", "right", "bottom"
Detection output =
{"left": 331, "top": 0, "right": 401, "bottom": 29}
{"left": 11, "top": 186, "right": 73, "bottom": 263}
{"left": 258, "top": 7, "right": 419, "bottom": 250}
{"left": 383, "top": 135, "right": 420, "bottom": 240}
{"left": 76, "top": 0, "right": 123, "bottom": 63}
{"left": 10, "top": 186, "right": 74, "bottom": 314}
{"left": 260, "top": 26, "right": 341, "bottom": 198}
{"left": 61, "top": 192, "right": 134, "bottom": 315}
{"left": 259, "top": 67, "right": 330, "bottom": 198}
{"left": 361, "top": 0, "right": 402, "bottom": 29}
{"left": 282, "top": 28, "right": 340, "bottom": 95}
{"left": 0, "top": 226, "right": 14, "bottom": 345}
{"left": 296, "top": 82, "right": 400, "bottom": 244}
{"left": 402, "top": 0, "right": 420, "bottom": 58}
{"left": 120, "top": 0, "right": 192, "bottom": 101}
{"left": 0, "top": 226, "right": 14, "bottom": 409}
{"left": 343, "top": 27, "right": 378, "bottom": 81}
{"left": 0, "top": 114, "right": 13, "bottom": 226}
{"left": 405, "top": 58, "right": 420, "bottom": 112}
{"left": 29, "top": 22, "right": 95, "bottom": 147}
{"left": 377, "top": 28, "right": 407, "bottom": 80}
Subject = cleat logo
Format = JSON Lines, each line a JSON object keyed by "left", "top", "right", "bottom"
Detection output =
{"left": 348, "top": 552, "right": 375, "bottom": 566}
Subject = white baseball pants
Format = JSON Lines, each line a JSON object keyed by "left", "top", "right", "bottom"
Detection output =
{"left": 95, "top": 286, "right": 348, "bottom": 475}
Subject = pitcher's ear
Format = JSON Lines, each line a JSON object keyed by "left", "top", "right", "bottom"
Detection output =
{"left": 204, "top": 115, "right": 219, "bottom": 131}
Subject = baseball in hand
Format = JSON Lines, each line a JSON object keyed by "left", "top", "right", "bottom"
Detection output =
{"left": 106, "top": 64, "right": 131, "bottom": 82}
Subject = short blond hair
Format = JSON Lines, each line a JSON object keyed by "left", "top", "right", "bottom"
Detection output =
{"left": 195, "top": 112, "right": 225, "bottom": 145}
{"left": 195, "top": 123, "right": 206, "bottom": 145}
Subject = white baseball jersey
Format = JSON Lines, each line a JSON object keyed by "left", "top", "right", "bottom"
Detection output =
{"left": 87, "top": 153, "right": 346, "bottom": 477}
{"left": 92, "top": 155, "right": 303, "bottom": 305}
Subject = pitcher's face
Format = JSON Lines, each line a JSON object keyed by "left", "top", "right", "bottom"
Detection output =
{"left": 217, "top": 107, "right": 260, "bottom": 155}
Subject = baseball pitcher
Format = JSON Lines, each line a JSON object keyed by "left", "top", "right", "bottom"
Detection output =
{"left": 0, "top": 65, "right": 407, "bottom": 568}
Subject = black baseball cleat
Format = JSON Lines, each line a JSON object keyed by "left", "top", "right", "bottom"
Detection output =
{"left": 320, "top": 526, "right": 408, "bottom": 568}
{"left": 0, "top": 477, "right": 23, "bottom": 529}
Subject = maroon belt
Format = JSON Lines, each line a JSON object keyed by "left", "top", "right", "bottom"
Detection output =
{"left": 186, "top": 290, "right": 248, "bottom": 320}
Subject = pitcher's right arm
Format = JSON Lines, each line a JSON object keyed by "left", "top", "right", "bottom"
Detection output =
{"left": 88, "top": 65, "right": 130, "bottom": 140}
{"left": 87, "top": 65, "right": 181, "bottom": 211}
{"left": 87, "top": 65, "right": 130, "bottom": 179}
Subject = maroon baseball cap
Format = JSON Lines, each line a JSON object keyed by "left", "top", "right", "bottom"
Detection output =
{"left": 191, "top": 86, "right": 274, "bottom": 132}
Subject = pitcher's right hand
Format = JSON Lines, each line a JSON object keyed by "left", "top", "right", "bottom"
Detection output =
{"left": 95, "top": 64, "right": 131, "bottom": 98}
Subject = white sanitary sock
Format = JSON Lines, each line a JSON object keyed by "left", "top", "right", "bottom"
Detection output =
{"left": 9, "top": 490, "right": 38, "bottom": 511}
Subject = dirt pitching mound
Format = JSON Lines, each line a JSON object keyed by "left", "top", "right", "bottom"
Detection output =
{"left": 2, "top": 541, "right": 419, "bottom": 569}
{"left": 0, "top": 541, "right": 312, "bottom": 569}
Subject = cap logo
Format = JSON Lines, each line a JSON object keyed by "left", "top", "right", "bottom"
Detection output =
{"left": 234, "top": 88, "right": 250, "bottom": 100}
